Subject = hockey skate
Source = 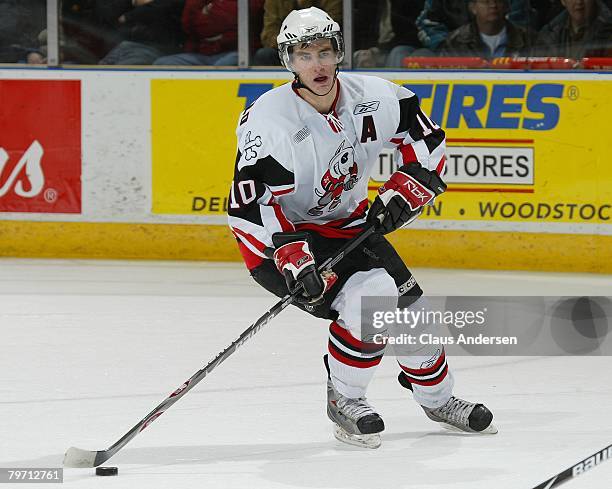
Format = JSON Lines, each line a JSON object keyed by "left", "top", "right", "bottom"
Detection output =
{"left": 399, "top": 372, "right": 498, "bottom": 434}
{"left": 324, "top": 355, "right": 384, "bottom": 449}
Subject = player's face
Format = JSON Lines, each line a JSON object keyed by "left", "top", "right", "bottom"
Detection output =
{"left": 291, "top": 39, "right": 338, "bottom": 95}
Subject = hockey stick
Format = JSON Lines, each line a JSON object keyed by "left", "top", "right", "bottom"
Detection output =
{"left": 63, "top": 221, "right": 379, "bottom": 468}
{"left": 531, "top": 443, "right": 612, "bottom": 489}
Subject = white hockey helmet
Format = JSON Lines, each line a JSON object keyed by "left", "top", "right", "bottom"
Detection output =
{"left": 277, "top": 7, "right": 344, "bottom": 73}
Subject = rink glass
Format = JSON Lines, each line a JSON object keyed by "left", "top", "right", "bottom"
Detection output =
{"left": 3, "top": 1, "right": 611, "bottom": 67}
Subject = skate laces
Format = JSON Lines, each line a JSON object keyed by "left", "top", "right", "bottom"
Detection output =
{"left": 433, "top": 396, "right": 474, "bottom": 426}
{"left": 337, "top": 396, "right": 376, "bottom": 420}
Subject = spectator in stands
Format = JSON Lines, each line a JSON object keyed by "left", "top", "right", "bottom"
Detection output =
{"left": 97, "top": 0, "right": 183, "bottom": 65}
{"left": 25, "top": 1, "right": 121, "bottom": 65}
{"left": 60, "top": 0, "right": 121, "bottom": 64}
{"left": 534, "top": 0, "right": 612, "bottom": 58}
{"left": 530, "top": 0, "right": 565, "bottom": 30}
{"left": 416, "top": 0, "right": 531, "bottom": 53}
{"left": 253, "top": 0, "right": 342, "bottom": 66}
{"left": 352, "top": 0, "right": 424, "bottom": 68}
{"left": 0, "top": 0, "right": 46, "bottom": 63}
{"left": 387, "top": 0, "right": 427, "bottom": 66}
{"left": 441, "top": 0, "right": 534, "bottom": 57}
{"left": 154, "top": 0, "right": 264, "bottom": 66}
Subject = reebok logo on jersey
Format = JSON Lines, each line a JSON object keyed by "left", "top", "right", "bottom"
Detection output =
{"left": 353, "top": 101, "right": 380, "bottom": 115}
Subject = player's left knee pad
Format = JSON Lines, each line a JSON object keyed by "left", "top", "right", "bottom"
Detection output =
{"left": 331, "top": 268, "right": 398, "bottom": 340}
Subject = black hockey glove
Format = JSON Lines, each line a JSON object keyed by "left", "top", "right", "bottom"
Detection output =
{"left": 367, "top": 162, "right": 447, "bottom": 234}
{"left": 272, "top": 231, "right": 337, "bottom": 305}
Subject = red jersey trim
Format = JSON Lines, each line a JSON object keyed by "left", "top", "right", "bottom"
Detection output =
{"left": 236, "top": 239, "right": 264, "bottom": 270}
{"left": 436, "top": 155, "right": 446, "bottom": 175}
{"left": 271, "top": 187, "right": 294, "bottom": 197}
{"left": 398, "top": 142, "right": 418, "bottom": 165}
{"left": 232, "top": 227, "right": 267, "bottom": 254}
{"left": 272, "top": 203, "right": 295, "bottom": 232}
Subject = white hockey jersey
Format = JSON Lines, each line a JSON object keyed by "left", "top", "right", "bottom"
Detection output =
{"left": 227, "top": 72, "right": 446, "bottom": 269}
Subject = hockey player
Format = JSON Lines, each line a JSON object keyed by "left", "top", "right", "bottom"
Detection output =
{"left": 227, "top": 7, "right": 497, "bottom": 448}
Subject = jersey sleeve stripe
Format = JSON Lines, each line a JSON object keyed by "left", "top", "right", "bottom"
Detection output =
{"left": 230, "top": 199, "right": 295, "bottom": 255}
{"left": 397, "top": 142, "right": 418, "bottom": 165}
{"left": 272, "top": 202, "right": 295, "bottom": 232}
{"left": 260, "top": 204, "right": 287, "bottom": 236}
{"left": 231, "top": 226, "right": 268, "bottom": 257}
{"left": 436, "top": 155, "right": 446, "bottom": 175}
{"left": 271, "top": 186, "right": 295, "bottom": 197}
{"left": 229, "top": 213, "right": 274, "bottom": 248}
{"left": 236, "top": 238, "right": 265, "bottom": 270}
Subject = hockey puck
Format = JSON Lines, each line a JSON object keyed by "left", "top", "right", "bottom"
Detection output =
{"left": 95, "top": 467, "right": 118, "bottom": 476}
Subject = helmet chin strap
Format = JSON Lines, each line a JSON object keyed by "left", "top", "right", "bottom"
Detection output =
{"left": 293, "top": 67, "right": 339, "bottom": 97}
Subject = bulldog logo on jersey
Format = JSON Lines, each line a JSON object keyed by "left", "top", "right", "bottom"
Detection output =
{"left": 308, "top": 141, "right": 359, "bottom": 216}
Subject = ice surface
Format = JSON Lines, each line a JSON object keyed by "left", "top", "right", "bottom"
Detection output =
{"left": 0, "top": 259, "right": 611, "bottom": 488}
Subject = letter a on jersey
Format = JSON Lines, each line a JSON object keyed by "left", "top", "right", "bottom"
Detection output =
{"left": 360, "top": 115, "right": 377, "bottom": 143}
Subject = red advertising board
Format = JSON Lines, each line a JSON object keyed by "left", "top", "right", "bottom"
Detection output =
{"left": 0, "top": 80, "right": 81, "bottom": 213}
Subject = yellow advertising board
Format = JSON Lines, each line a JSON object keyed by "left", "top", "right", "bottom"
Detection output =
{"left": 389, "top": 80, "right": 612, "bottom": 226}
{"left": 151, "top": 79, "right": 286, "bottom": 215}
{"left": 3, "top": 70, "right": 608, "bottom": 268}
{"left": 152, "top": 78, "right": 611, "bottom": 228}
{"left": 151, "top": 76, "right": 611, "bottom": 272}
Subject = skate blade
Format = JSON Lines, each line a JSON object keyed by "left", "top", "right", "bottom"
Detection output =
{"left": 333, "top": 424, "right": 381, "bottom": 449}
{"left": 438, "top": 421, "right": 498, "bottom": 435}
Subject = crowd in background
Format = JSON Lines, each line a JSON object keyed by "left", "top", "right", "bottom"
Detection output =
{"left": 0, "top": 0, "right": 611, "bottom": 66}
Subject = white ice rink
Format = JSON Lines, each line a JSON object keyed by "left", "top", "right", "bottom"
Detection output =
{"left": 1, "top": 259, "right": 611, "bottom": 489}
